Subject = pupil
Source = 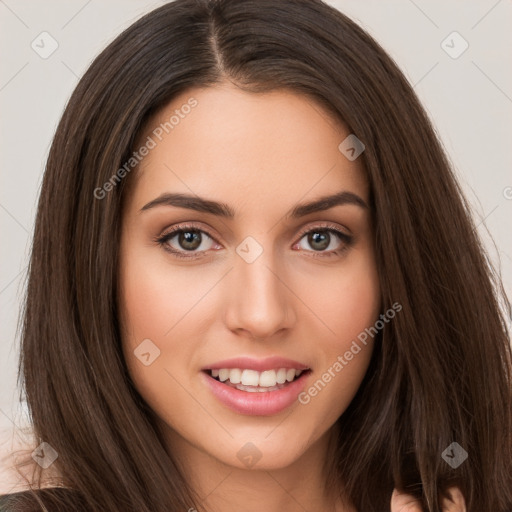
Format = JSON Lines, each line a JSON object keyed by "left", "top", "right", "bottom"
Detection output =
{"left": 309, "top": 231, "right": 329, "bottom": 251}
{"left": 179, "top": 231, "right": 201, "bottom": 250}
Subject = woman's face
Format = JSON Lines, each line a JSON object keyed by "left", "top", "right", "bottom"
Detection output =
{"left": 119, "top": 83, "right": 380, "bottom": 471}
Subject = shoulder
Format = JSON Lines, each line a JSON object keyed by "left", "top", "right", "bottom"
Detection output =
{"left": 0, "top": 425, "right": 63, "bottom": 495}
{"left": 0, "top": 426, "right": 89, "bottom": 510}
{"left": 0, "top": 487, "right": 85, "bottom": 511}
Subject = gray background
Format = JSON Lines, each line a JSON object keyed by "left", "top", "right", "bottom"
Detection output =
{"left": 1, "top": 0, "right": 511, "bottom": 437}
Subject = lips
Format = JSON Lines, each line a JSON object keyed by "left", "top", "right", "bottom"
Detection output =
{"left": 203, "top": 356, "right": 310, "bottom": 372}
{"left": 202, "top": 356, "right": 311, "bottom": 415}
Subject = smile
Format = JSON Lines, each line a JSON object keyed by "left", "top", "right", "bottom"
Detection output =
{"left": 209, "top": 367, "right": 305, "bottom": 391}
{"left": 202, "top": 357, "right": 312, "bottom": 415}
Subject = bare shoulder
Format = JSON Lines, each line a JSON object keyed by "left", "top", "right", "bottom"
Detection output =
{"left": 0, "top": 425, "right": 63, "bottom": 495}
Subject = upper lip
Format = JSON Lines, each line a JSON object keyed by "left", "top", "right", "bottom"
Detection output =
{"left": 203, "top": 356, "right": 310, "bottom": 372}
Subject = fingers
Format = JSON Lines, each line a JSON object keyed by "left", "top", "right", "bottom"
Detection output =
{"left": 391, "top": 487, "right": 466, "bottom": 512}
{"left": 440, "top": 487, "right": 466, "bottom": 512}
{"left": 391, "top": 489, "right": 422, "bottom": 512}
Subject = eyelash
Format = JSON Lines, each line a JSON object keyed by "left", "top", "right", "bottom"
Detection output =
{"left": 153, "top": 222, "right": 354, "bottom": 260}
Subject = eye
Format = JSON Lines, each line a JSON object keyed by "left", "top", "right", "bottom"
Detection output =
{"left": 154, "top": 222, "right": 353, "bottom": 260}
{"left": 293, "top": 223, "right": 353, "bottom": 258}
{"left": 154, "top": 223, "right": 220, "bottom": 260}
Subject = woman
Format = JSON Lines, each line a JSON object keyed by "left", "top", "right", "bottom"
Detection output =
{"left": 0, "top": 0, "right": 510, "bottom": 510}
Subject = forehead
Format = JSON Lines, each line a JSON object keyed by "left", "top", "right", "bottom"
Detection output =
{"left": 129, "top": 83, "right": 368, "bottom": 214}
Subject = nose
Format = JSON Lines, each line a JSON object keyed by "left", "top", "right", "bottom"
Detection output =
{"left": 224, "top": 246, "right": 296, "bottom": 341}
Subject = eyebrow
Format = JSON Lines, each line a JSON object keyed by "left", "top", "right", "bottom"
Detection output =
{"left": 139, "top": 190, "right": 368, "bottom": 218}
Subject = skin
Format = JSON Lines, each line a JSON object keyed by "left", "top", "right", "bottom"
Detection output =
{"left": 117, "top": 83, "right": 465, "bottom": 512}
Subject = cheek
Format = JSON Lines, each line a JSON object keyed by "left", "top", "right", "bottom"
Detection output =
{"left": 118, "top": 254, "right": 205, "bottom": 427}
{"left": 118, "top": 249, "right": 197, "bottom": 390}
{"left": 119, "top": 248, "right": 208, "bottom": 345}
{"left": 301, "top": 252, "right": 381, "bottom": 348}
{"left": 295, "top": 251, "right": 380, "bottom": 419}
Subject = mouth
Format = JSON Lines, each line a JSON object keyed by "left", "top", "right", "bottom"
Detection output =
{"left": 204, "top": 367, "right": 310, "bottom": 392}
{"left": 201, "top": 358, "right": 312, "bottom": 416}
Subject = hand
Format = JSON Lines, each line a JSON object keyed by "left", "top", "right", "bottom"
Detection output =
{"left": 391, "top": 487, "right": 466, "bottom": 511}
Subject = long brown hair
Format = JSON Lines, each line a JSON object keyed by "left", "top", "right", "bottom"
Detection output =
{"left": 8, "top": 0, "right": 512, "bottom": 510}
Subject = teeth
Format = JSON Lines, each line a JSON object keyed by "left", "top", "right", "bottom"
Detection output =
{"left": 229, "top": 368, "right": 242, "bottom": 384}
{"left": 276, "top": 368, "right": 287, "bottom": 384}
{"left": 259, "top": 370, "right": 277, "bottom": 387}
{"left": 210, "top": 367, "right": 305, "bottom": 387}
{"left": 241, "top": 369, "right": 260, "bottom": 386}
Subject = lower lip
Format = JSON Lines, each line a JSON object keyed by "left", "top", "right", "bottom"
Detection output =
{"left": 202, "top": 371, "right": 310, "bottom": 416}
